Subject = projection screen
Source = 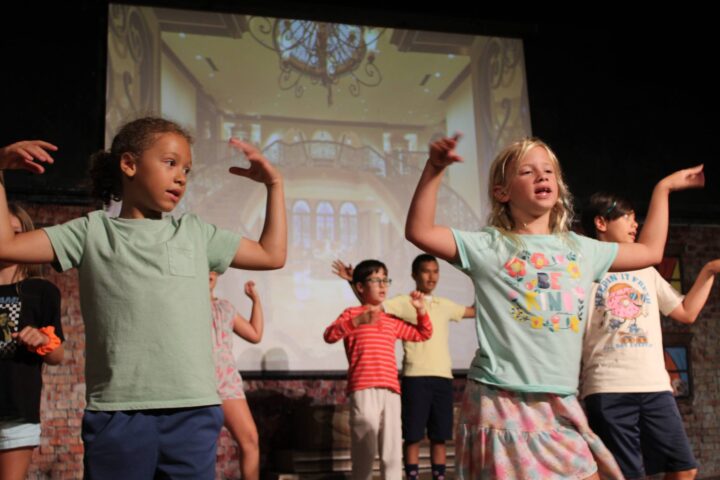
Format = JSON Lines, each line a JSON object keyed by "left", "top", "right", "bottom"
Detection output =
{"left": 105, "top": 4, "right": 532, "bottom": 373}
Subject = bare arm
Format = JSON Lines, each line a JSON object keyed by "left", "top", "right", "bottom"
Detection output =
{"left": 232, "top": 314, "right": 260, "bottom": 344}
{"left": 405, "top": 136, "right": 462, "bottom": 263}
{"left": 232, "top": 281, "right": 264, "bottom": 343}
{"left": 668, "top": 259, "right": 720, "bottom": 324}
{"left": 228, "top": 139, "right": 287, "bottom": 270}
{"left": 463, "top": 305, "right": 476, "bottom": 318}
{"left": 611, "top": 165, "right": 704, "bottom": 271}
{"left": 43, "top": 344, "right": 65, "bottom": 365}
{"left": 0, "top": 141, "right": 57, "bottom": 264}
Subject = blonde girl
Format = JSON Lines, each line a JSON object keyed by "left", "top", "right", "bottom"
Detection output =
{"left": 405, "top": 135, "right": 703, "bottom": 479}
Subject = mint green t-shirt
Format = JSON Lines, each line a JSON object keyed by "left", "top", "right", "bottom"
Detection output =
{"left": 44, "top": 211, "right": 241, "bottom": 410}
{"left": 452, "top": 227, "right": 617, "bottom": 395}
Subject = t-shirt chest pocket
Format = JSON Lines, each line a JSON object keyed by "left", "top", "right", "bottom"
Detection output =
{"left": 167, "top": 243, "right": 195, "bottom": 277}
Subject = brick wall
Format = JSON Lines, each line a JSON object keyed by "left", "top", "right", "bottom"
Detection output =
{"left": 663, "top": 225, "right": 720, "bottom": 475}
{"left": 20, "top": 204, "right": 720, "bottom": 479}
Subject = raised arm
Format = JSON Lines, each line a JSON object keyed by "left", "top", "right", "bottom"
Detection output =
{"left": 611, "top": 165, "right": 704, "bottom": 271}
{"left": 232, "top": 281, "right": 264, "bottom": 343}
{"left": 405, "top": 136, "right": 462, "bottom": 263}
{"left": 331, "top": 259, "right": 362, "bottom": 303}
{"left": 394, "top": 290, "right": 432, "bottom": 341}
{"left": 668, "top": 259, "right": 720, "bottom": 324}
{"left": 0, "top": 141, "right": 58, "bottom": 264}
{"left": 228, "top": 139, "right": 287, "bottom": 270}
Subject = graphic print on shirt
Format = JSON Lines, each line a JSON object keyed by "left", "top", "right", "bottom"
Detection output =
{"left": 594, "top": 272, "right": 652, "bottom": 348}
{"left": 502, "top": 250, "right": 584, "bottom": 333}
{"left": 0, "top": 294, "right": 21, "bottom": 358}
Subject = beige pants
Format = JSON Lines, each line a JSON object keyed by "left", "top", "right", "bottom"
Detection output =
{"left": 350, "top": 388, "right": 402, "bottom": 480}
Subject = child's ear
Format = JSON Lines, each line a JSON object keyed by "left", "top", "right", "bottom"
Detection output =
{"left": 119, "top": 152, "right": 137, "bottom": 178}
{"left": 594, "top": 215, "right": 608, "bottom": 233}
{"left": 355, "top": 281, "right": 366, "bottom": 296}
{"left": 493, "top": 185, "right": 509, "bottom": 203}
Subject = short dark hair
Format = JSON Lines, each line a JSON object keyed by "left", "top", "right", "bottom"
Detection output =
{"left": 411, "top": 254, "right": 438, "bottom": 276}
{"left": 581, "top": 192, "right": 634, "bottom": 239}
{"left": 352, "top": 259, "right": 388, "bottom": 285}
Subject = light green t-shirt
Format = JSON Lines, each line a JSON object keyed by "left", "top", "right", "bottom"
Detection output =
{"left": 452, "top": 227, "right": 618, "bottom": 395}
{"left": 44, "top": 211, "right": 241, "bottom": 411}
{"left": 384, "top": 295, "right": 465, "bottom": 379}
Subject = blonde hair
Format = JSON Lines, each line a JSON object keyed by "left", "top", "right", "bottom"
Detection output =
{"left": 487, "top": 137, "right": 574, "bottom": 235}
{"left": 8, "top": 203, "right": 43, "bottom": 282}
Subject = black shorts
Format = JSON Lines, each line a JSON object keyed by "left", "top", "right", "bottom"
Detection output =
{"left": 585, "top": 391, "right": 698, "bottom": 478}
{"left": 401, "top": 376, "right": 453, "bottom": 443}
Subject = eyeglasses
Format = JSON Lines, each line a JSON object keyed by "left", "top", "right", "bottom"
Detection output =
{"left": 365, "top": 278, "right": 392, "bottom": 286}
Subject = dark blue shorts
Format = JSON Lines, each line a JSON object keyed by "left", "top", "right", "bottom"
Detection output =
{"left": 82, "top": 406, "right": 223, "bottom": 480}
{"left": 585, "top": 392, "right": 697, "bottom": 479}
{"left": 401, "top": 376, "right": 453, "bottom": 443}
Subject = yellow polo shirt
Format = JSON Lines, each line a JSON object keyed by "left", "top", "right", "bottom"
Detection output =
{"left": 384, "top": 295, "right": 466, "bottom": 378}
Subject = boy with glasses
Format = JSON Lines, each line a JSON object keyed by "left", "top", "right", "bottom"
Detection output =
{"left": 334, "top": 255, "right": 475, "bottom": 480}
{"left": 324, "top": 259, "right": 432, "bottom": 480}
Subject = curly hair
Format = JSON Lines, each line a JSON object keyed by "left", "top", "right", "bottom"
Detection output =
{"left": 89, "top": 117, "right": 193, "bottom": 205}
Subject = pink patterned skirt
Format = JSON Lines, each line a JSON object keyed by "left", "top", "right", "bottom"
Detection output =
{"left": 216, "top": 363, "right": 246, "bottom": 401}
{"left": 455, "top": 380, "right": 624, "bottom": 479}
{"left": 212, "top": 298, "right": 247, "bottom": 401}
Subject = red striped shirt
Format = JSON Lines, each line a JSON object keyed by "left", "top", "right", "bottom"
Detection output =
{"left": 323, "top": 306, "right": 432, "bottom": 394}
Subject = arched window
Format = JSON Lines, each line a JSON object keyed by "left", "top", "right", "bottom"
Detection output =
{"left": 310, "top": 130, "right": 336, "bottom": 160}
{"left": 316, "top": 201, "right": 335, "bottom": 242}
{"left": 339, "top": 202, "right": 358, "bottom": 247}
{"left": 292, "top": 200, "right": 311, "bottom": 248}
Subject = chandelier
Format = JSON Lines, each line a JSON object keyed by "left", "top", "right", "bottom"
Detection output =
{"left": 248, "top": 18, "right": 384, "bottom": 106}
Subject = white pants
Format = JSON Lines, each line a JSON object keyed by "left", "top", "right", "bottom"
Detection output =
{"left": 350, "top": 388, "right": 402, "bottom": 480}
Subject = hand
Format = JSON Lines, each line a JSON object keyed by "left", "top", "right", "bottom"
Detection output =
{"left": 409, "top": 290, "right": 427, "bottom": 316}
{"left": 428, "top": 133, "right": 463, "bottom": 169}
{"left": 228, "top": 138, "right": 282, "bottom": 186}
{"left": 332, "top": 259, "right": 353, "bottom": 281}
{"left": 0, "top": 140, "right": 57, "bottom": 174}
{"left": 353, "top": 305, "right": 381, "bottom": 326}
{"left": 244, "top": 280, "right": 259, "bottom": 300}
{"left": 12, "top": 326, "right": 49, "bottom": 348}
{"left": 659, "top": 165, "right": 705, "bottom": 192}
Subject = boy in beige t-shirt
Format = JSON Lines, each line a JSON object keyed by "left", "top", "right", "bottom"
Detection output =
{"left": 581, "top": 193, "right": 720, "bottom": 479}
